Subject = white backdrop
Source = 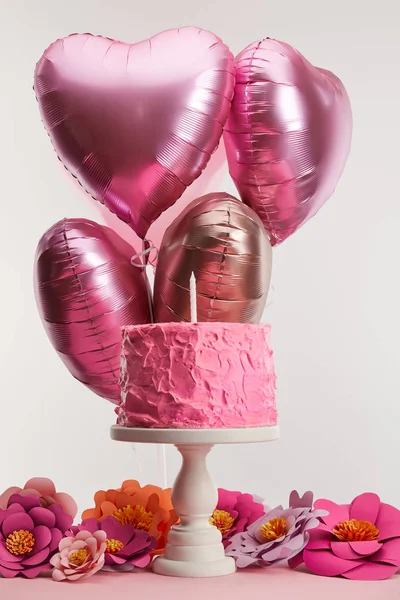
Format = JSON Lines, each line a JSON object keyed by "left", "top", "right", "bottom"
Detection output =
{"left": 1, "top": 0, "right": 399, "bottom": 515}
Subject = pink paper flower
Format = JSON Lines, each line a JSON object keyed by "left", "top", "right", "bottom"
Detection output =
{"left": 295, "top": 492, "right": 400, "bottom": 580}
{"left": 71, "top": 517, "right": 156, "bottom": 571}
{"left": 50, "top": 530, "right": 106, "bottom": 581}
{"left": 225, "top": 490, "right": 326, "bottom": 567}
{"left": 0, "top": 494, "right": 73, "bottom": 578}
{"left": 0, "top": 478, "right": 77, "bottom": 519}
{"left": 210, "top": 489, "right": 265, "bottom": 546}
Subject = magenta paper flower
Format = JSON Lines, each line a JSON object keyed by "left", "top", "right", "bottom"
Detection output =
{"left": 71, "top": 517, "right": 157, "bottom": 571}
{"left": 0, "top": 494, "right": 73, "bottom": 578}
{"left": 0, "top": 478, "right": 77, "bottom": 519}
{"left": 50, "top": 530, "right": 106, "bottom": 581}
{"left": 296, "top": 492, "right": 400, "bottom": 580}
{"left": 210, "top": 489, "right": 265, "bottom": 546}
{"left": 225, "top": 490, "right": 327, "bottom": 567}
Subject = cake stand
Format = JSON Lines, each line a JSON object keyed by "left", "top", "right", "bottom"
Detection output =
{"left": 110, "top": 425, "right": 279, "bottom": 578}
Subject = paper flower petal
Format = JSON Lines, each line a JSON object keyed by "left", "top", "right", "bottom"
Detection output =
{"left": 350, "top": 493, "right": 380, "bottom": 524}
{"left": 305, "top": 529, "right": 332, "bottom": 550}
{"left": 8, "top": 494, "right": 39, "bottom": 512}
{"left": 288, "top": 552, "right": 305, "bottom": 569}
{"left": 331, "top": 542, "right": 362, "bottom": 560}
{"left": 2, "top": 512, "right": 34, "bottom": 538}
{"left": 32, "top": 525, "right": 52, "bottom": 552}
{"left": 24, "top": 478, "right": 56, "bottom": 497}
{"left": 29, "top": 507, "right": 56, "bottom": 529}
{"left": 0, "top": 564, "right": 21, "bottom": 578}
{"left": 304, "top": 548, "right": 362, "bottom": 576}
{"left": 21, "top": 547, "right": 49, "bottom": 566}
{"left": 131, "top": 553, "right": 151, "bottom": 568}
{"left": 290, "top": 491, "right": 314, "bottom": 510}
{"left": 0, "top": 488, "right": 22, "bottom": 510}
{"left": 314, "top": 500, "right": 350, "bottom": 531}
{"left": 52, "top": 493, "right": 78, "bottom": 519}
{"left": 0, "top": 543, "right": 21, "bottom": 563}
{"left": 49, "top": 528, "right": 64, "bottom": 553}
{"left": 343, "top": 562, "right": 398, "bottom": 581}
{"left": 372, "top": 538, "right": 400, "bottom": 565}
{"left": 349, "top": 541, "right": 382, "bottom": 556}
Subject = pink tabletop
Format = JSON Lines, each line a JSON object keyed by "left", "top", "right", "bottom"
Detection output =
{"left": 1, "top": 566, "right": 399, "bottom": 599}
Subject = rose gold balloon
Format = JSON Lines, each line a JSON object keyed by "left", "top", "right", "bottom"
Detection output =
{"left": 224, "top": 38, "right": 352, "bottom": 246}
{"left": 154, "top": 193, "right": 272, "bottom": 323}
{"left": 34, "top": 29, "right": 235, "bottom": 240}
{"left": 34, "top": 218, "right": 152, "bottom": 403}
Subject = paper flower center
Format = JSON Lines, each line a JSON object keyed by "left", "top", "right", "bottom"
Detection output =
{"left": 69, "top": 549, "right": 89, "bottom": 566}
{"left": 113, "top": 504, "right": 154, "bottom": 531}
{"left": 209, "top": 510, "right": 235, "bottom": 535}
{"left": 6, "top": 530, "right": 35, "bottom": 556}
{"left": 106, "top": 538, "right": 124, "bottom": 554}
{"left": 332, "top": 519, "right": 379, "bottom": 542}
{"left": 259, "top": 517, "right": 287, "bottom": 541}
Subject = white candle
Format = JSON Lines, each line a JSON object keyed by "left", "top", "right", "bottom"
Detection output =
{"left": 190, "top": 272, "right": 197, "bottom": 322}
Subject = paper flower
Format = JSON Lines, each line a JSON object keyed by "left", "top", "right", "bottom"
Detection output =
{"left": 70, "top": 516, "right": 156, "bottom": 571}
{"left": 225, "top": 490, "right": 326, "bottom": 567}
{"left": 295, "top": 492, "right": 400, "bottom": 580}
{"left": 0, "top": 478, "right": 77, "bottom": 519}
{"left": 210, "top": 489, "right": 265, "bottom": 546}
{"left": 0, "top": 494, "right": 73, "bottom": 578}
{"left": 50, "top": 530, "right": 106, "bottom": 581}
{"left": 81, "top": 480, "right": 177, "bottom": 553}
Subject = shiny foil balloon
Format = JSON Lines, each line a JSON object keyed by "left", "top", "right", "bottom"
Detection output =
{"left": 224, "top": 38, "right": 352, "bottom": 246}
{"left": 154, "top": 193, "right": 272, "bottom": 323}
{"left": 34, "top": 218, "right": 152, "bottom": 403}
{"left": 34, "top": 29, "right": 235, "bottom": 240}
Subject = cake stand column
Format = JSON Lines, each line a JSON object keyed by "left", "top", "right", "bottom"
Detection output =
{"left": 110, "top": 425, "right": 279, "bottom": 577}
{"left": 153, "top": 443, "right": 236, "bottom": 577}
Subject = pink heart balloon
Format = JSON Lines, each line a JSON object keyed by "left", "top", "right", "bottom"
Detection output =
{"left": 34, "top": 29, "right": 235, "bottom": 240}
{"left": 224, "top": 38, "right": 352, "bottom": 246}
{"left": 34, "top": 218, "right": 152, "bottom": 403}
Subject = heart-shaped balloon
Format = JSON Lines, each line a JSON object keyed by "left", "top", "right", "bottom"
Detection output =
{"left": 224, "top": 38, "right": 352, "bottom": 246}
{"left": 34, "top": 218, "right": 152, "bottom": 403}
{"left": 34, "top": 29, "right": 235, "bottom": 240}
{"left": 154, "top": 193, "right": 272, "bottom": 323}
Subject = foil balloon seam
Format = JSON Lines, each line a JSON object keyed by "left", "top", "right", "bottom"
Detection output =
{"left": 59, "top": 220, "right": 119, "bottom": 387}
{"left": 232, "top": 39, "right": 276, "bottom": 239}
{"left": 206, "top": 200, "right": 232, "bottom": 320}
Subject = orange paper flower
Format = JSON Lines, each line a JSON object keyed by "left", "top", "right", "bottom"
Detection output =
{"left": 82, "top": 480, "right": 177, "bottom": 553}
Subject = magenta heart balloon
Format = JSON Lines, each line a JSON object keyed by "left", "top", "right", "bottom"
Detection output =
{"left": 224, "top": 38, "right": 352, "bottom": 246}
{"left": 34, "top": 218, "right": 152, "bottom": 403}
{"left": 34, "top": 29, "right": 235, "bottom": 240}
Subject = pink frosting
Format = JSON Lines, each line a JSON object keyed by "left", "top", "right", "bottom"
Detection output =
{"left": 116, "top": 322, "right": 277, "bottom": 429}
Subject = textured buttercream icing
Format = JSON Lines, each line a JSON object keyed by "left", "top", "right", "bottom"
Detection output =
{"left": 117, "top": 322, "right": 277, "bottom": 429}
{"left": 116, "top": 323, "right": 277, "bottom": 428}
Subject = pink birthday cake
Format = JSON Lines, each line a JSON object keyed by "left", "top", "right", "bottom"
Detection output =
{"left": 116, "top": 322, "right": 277, "bottom": 429}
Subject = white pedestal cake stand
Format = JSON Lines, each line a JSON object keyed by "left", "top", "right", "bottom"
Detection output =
{"left": 110, "top": 425, "right": 279, "bottom": 578}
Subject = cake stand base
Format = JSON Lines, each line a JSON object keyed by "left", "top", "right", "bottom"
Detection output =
{"left": 110, "top": 425, "right": 279, "bottom": 578}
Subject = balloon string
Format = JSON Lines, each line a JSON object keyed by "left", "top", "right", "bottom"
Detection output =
{"left": 158, "top": 444, "right": 168, "bottom": 488}
{"left": 131, "top": 444, "right": 145, "bottom": 483}
{"left": 266, "top": 283, "right": 275, "bottom": 307}
{"left": 131, "top": 241, "right": 158, "bottom": 268}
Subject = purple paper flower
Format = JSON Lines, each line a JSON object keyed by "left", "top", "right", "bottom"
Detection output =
{"left": 225, "top": 490, "right": 327, "bottom": 567}
{"left": 210, "top": 489, "right": 265, "bottom": 546}
{"left": 0, "top": 494, "right": 73, "bottom": 578}
{"left": 71, "top": 516, "right": 156, "bottom": 571}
